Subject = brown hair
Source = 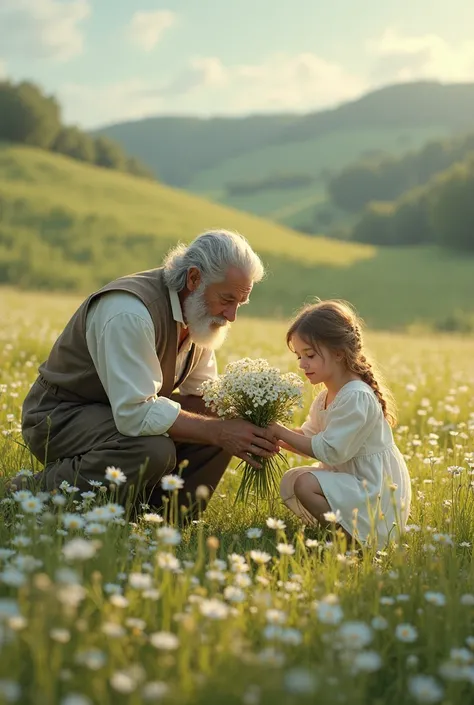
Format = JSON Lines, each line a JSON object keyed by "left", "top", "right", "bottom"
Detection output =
{"left": 286, "top": 299, "right": 397, "bottom": 426}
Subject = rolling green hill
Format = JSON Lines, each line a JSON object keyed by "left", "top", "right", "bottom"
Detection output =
{"left": 187, "top": 126, "right": 446, "bottom": 229}
{"left": 94, "top": 82, "right": 474, "bottom": 230}
{"left": 93, "top": 114, "right": 300, "bottom": 187}
{"left": 0, "top": 143, "right": 473, "bottom": 331}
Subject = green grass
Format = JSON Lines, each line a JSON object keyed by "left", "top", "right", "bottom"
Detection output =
{"left": 202, "top": 184, "right": 324, "bottom": 222}
{"left": 188, "top": 126, "right": 449, "bottom": 227}
{"left": 1, "top": 290, "right": 474, "bottom": 704}
{"left": 1, "top": 144, "right": 474, "bottom": 331}
{"left": 0, "top": 143, "right": 371, "bottom": 265}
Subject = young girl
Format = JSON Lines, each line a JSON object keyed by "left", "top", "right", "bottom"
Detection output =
{"left": 272, "top": 300, "right": 411, "bottom": 549}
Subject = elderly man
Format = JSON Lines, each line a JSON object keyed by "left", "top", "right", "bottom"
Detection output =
{"left": 13, "top": 230, "right": 278, "bottom": 511}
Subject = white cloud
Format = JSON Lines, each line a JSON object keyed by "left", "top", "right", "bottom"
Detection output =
{"left": 158, "top": 56, "right": 228, "bottom": 96}
{"left": 128, "top": 10, "right": 177, "bottom": 52}
{"left": 57, "top": 31, "right": 474, "bottom": 128}
{"left": 192, "top": 57, "right": 228, "bottom": 88}
{"left": 149, "top": 52, "right": 366, "bottom": 111}
{"left": 0, "top": 0, "right": 90, "bottom": 61}
{"left": 230, "top": 52, "right": 367, "bottom": 112}
{"left": 368, "top": 28, "right": 474, "bottom": 83}
{"left": 59, "top": 79, "right": 163, "bottom": 128}
{"left": 58, "top": 51, "right": 368, "bottom": 127}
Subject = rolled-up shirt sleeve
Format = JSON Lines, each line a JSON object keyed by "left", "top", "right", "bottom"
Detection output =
{"left": 86, "top": 293, "right": 181, "bottom": 437}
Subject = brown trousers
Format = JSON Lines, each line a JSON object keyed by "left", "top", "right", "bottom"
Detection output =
{"left": 21, "top": 376, "right": 230, "bottom": 514}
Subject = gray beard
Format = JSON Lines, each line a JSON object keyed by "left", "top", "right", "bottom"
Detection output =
{"left": 183, "top": 283, "right": 230, "bottom": 350}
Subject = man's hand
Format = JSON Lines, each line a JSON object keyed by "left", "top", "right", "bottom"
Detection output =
{"left": 168, "top": 413, "right": 279, "bottom": 467}
{"left": 216, "top": 419, "right": 279, "bottom": 469}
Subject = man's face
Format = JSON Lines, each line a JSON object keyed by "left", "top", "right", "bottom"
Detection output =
{"left": 183, "top": 266, "right": 253, "bottom": 349}
{"left": 202, "top": 267, "right": 253, "bottom": 324}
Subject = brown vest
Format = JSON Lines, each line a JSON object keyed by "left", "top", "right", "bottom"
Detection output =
{"left": 38, "top": 267, "right": 205, "bottom": 403}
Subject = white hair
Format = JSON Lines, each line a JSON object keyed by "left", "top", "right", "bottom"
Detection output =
{"left": 162, "top": 229, "right": 265, "bottom": 291}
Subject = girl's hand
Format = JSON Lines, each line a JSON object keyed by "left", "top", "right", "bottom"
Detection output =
{"left": 268, "top": 422, "right": 284, "bottom": 439}
{"left": 267, "top": 424, "right": 314, "bottom": 458}
{"left": 270, "top": 424, "right": 314, "bottom": 459}
{"left": 267, "top": 423, "right": 297, "bottom": 453}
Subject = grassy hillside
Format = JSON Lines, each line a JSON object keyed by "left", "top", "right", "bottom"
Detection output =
{"left": 188, "top": 126, "right": 446, "bottom": 229}
{"left": 280, "top": 81, "right": 474, "bottom": 142}
{"left": 93, "top": 114, "right": 300, "bottom": 186}
{"left": 0, "top": 143, "right": 473, "bottom": 330}
{"left": 94, "top": 82, "right": 474, "bottom": 187}
{"left": 94, "top": 82, "right": 474, "bottom": 229}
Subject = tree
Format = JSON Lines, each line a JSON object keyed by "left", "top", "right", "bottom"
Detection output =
{"left": 351, "top": 187, "right": 431, "bottom": 247}
{"left": 94, "top": 136, "right": 126, "bottom": 170}
{"left": 125, "top": 156, "right": 155, "bottom": 180}
{"left": 0, "top": 80, "right": 61, "bottom": 148}
{"left": 0, "top": 80, "right": 158, "bottom": 179}
{"left": 390, "top": 188, "right": 431, "bottom": 245}
{"left": 351, "top": 202, "right": 395, "bottom": 245}
{"left": 428, "top": 159, "right": 474, "bottom": 251}
{"left": 52, "top": 126, "right": 96, "bottom": 163}
{"left": 416, "top": 141, "right": 449, "bottom": 183}
{"left": 327, "top": 133, "right": 474, "bottom": 215}
{"left": 327, "top": 157, "right": 407, "bottom": 213}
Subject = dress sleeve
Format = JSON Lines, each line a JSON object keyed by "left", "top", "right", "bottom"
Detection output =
{"left": 301, "top": 395, "right": 323, "bottom": 437}
{"left": 311, "top": 390, "right": 380, "bottom": 465}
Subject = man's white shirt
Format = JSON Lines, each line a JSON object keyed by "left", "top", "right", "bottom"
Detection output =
{"left": 85, "top": 290, "right": 217, "bottom": 437}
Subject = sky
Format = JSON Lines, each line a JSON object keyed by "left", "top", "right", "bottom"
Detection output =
{"left": 1, "top": 0, "right": 474, "bottom": 129}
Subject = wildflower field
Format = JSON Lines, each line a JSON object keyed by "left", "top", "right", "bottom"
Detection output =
{"left": 1, "top": 289, "right": 474, "bottom": 705}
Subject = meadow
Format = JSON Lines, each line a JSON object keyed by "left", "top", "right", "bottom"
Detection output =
{"left": 1, "top": 289, "right": 474, "bottom": 704}
{"left": 1, "top": 145, "right": 474, "bottom": 332}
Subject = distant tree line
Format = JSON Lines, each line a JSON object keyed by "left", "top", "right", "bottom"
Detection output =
{"left": 350, "top": 153, "right": 474, "bottom": 251}
{"left": 0, "top": 80, "right": 154, "bottom": 179}
{"left": 327, "top": 133, "right": 474, "bottom": 213}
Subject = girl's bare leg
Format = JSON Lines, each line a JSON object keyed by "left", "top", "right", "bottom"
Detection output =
{"left": 293, "top": 472, "right": 353, "bottom": 546}
{"left": 280, "top": 468, "right": 318, "bottom": 522}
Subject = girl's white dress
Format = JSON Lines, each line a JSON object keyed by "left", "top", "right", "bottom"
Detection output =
{"left": 280, "top": 380, "right": 411, "bottom": 548}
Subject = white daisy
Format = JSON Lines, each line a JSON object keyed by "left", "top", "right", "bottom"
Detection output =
{"left": 104, "top": 467, "right": 127, "bottom": 485}
{"left": 161, "top": 475, "right": 185, "bottom": 491}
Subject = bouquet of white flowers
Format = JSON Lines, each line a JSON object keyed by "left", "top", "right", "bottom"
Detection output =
{"left": 200, "top": 358, "right": 304, "bottom": 503}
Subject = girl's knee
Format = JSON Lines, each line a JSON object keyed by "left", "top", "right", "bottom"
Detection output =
{"left": 294, "top": 472, "right": 316, "bottom": 500}
{"left": 280, "top": 467, "right": 308, "bottom": 500}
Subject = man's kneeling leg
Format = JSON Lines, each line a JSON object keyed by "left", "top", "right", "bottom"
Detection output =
{"left": 42, "top": 434, "right": 178, "bottom": 501}
{"left": 146, "top": 442, "right": 231, "bottom": 520}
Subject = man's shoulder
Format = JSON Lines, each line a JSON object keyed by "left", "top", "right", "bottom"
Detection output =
{"left": 88, "top": 291, "right": 153, "bottom": 326}
{"left": 89, "top": 267, "right": 172, "bottom": 321}
{"left": 101, "top": 267, "right": 166, "bottom": 300}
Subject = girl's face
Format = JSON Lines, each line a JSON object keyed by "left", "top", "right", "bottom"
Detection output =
{"left": 290, "top": 332, "right": 343, "bottom": 385}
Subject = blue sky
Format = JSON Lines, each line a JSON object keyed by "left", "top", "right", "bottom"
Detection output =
{"left": 1, "top": 0, "right": 474, "bottom": 128}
